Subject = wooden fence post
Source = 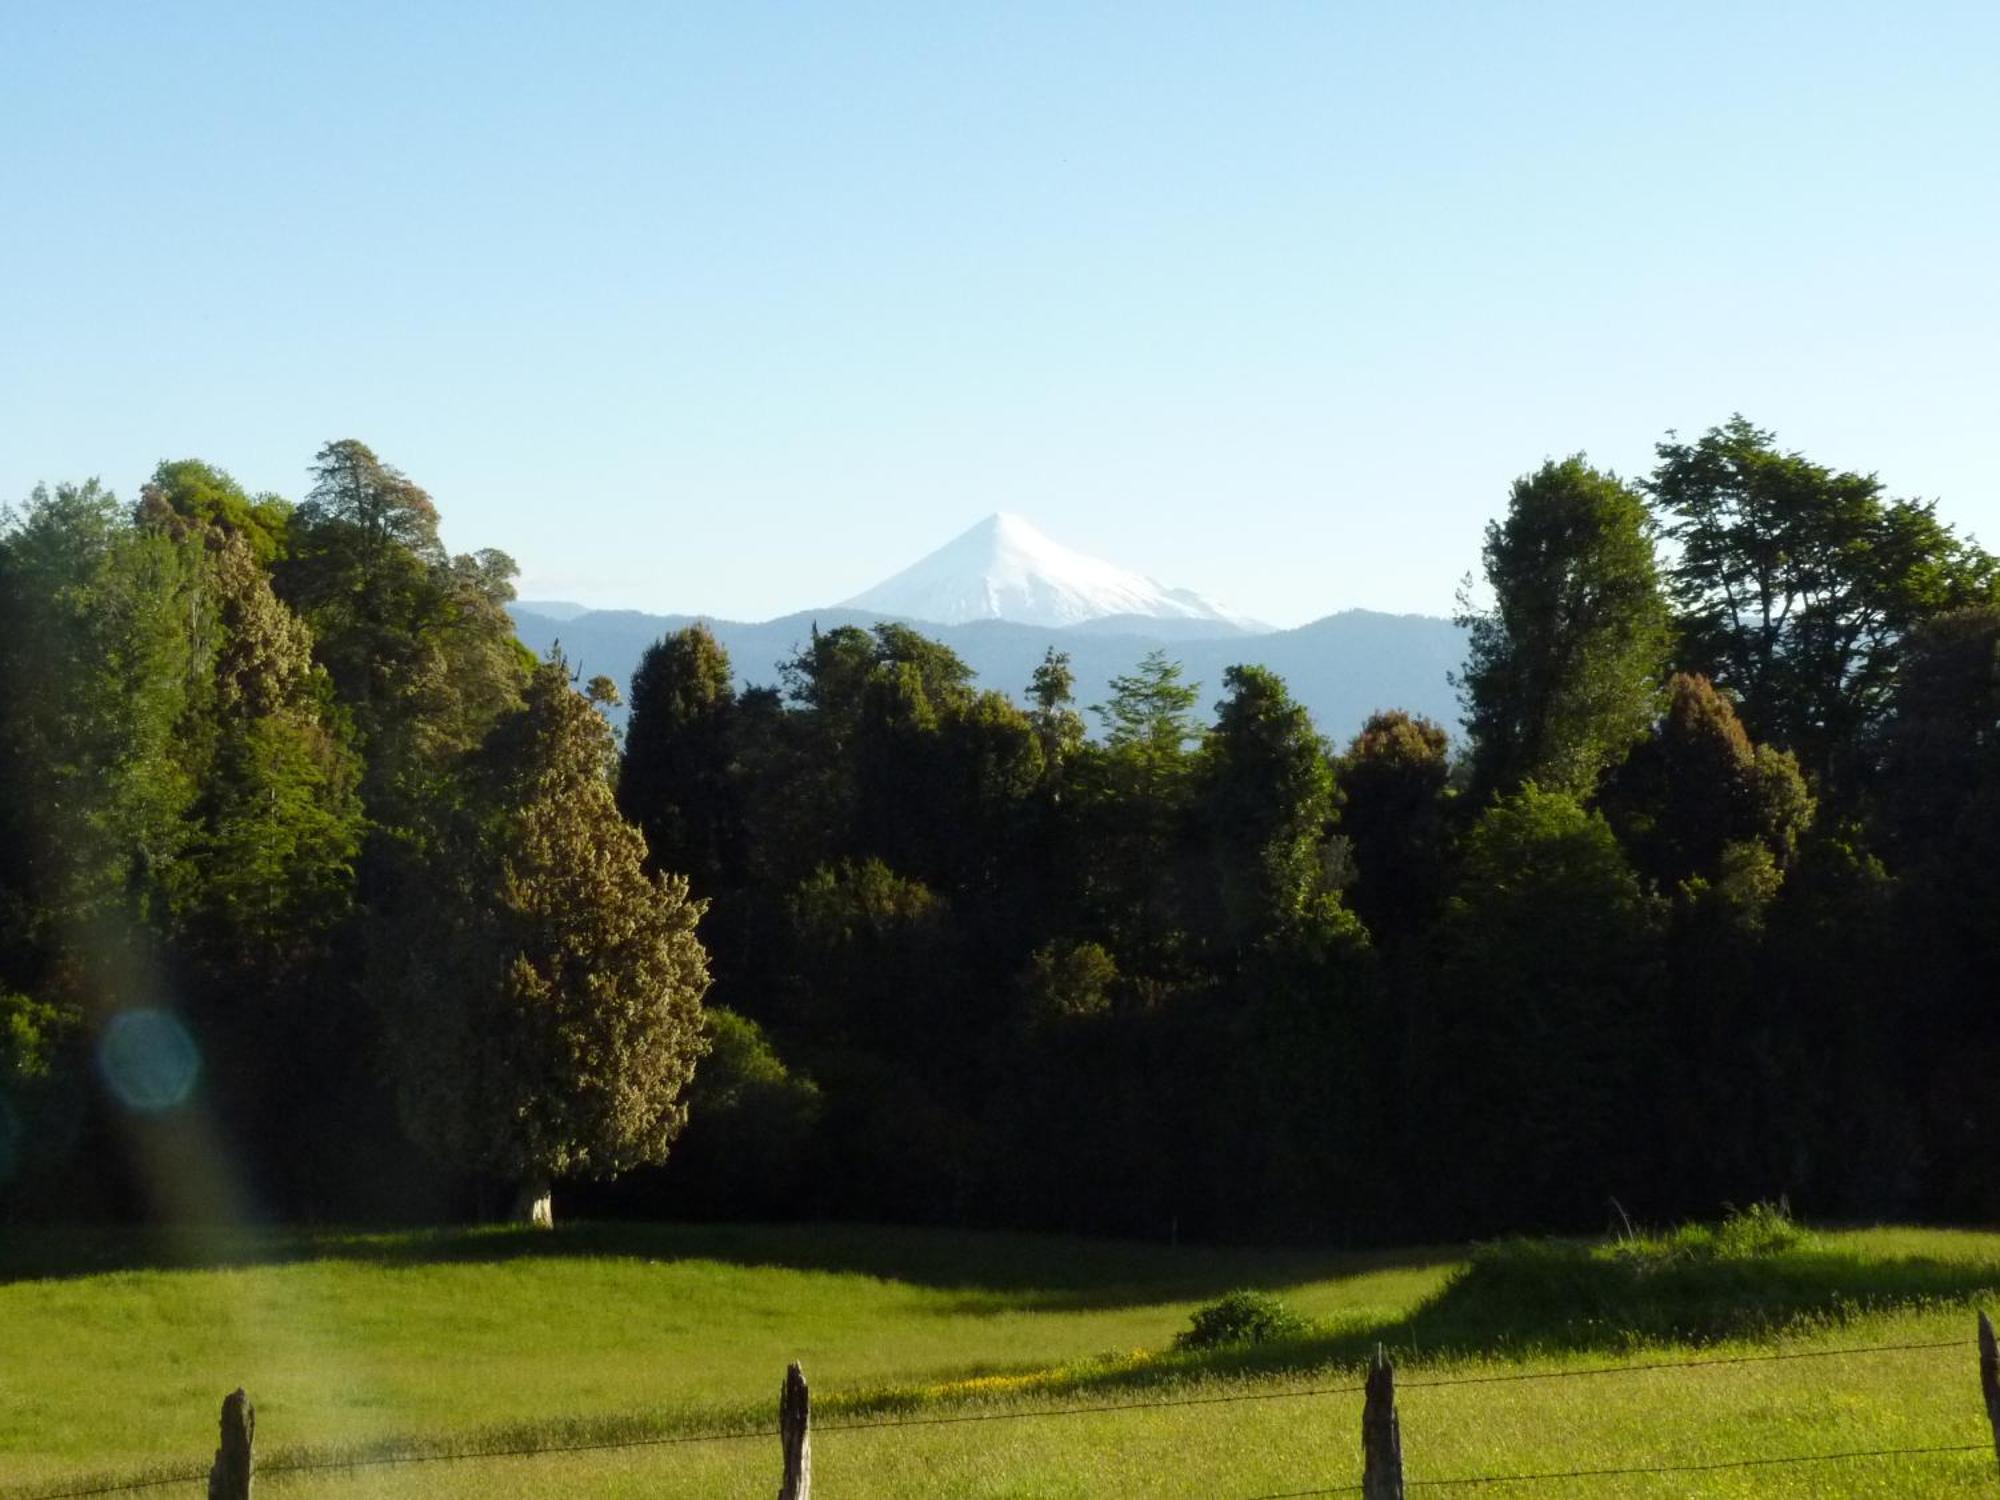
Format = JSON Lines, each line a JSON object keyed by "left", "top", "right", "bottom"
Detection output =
{"left": 207, "top": 1387, "right": 253, "bottom": 1500}
{"left": 778, "top": 1361, "right": 811, "bottom": 1500}
{"left": 1979, "top": 1311, "right": 2000, "bottom": 1470}
{"left": 1362, "top": 1345, "right": 1403, "bottom": 1500}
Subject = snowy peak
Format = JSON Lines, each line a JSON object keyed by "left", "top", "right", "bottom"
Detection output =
{"left": 842, "top": 513, "right": 1266, "bottom": 633}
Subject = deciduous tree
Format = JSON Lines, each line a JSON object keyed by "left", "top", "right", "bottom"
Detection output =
{"left": 1649, "top": 416, "right": 1996, "bottom": 788}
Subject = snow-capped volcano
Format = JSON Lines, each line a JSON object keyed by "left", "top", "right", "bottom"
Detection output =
{"left": 842, "top": 513, "right": 1266, "bottom": 632}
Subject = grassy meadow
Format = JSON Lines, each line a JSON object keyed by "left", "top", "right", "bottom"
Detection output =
{"left": 4, "top": 1217, "right": 1999, "bottom": 1497}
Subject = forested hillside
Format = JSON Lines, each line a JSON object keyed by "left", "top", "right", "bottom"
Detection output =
{"left": 504, "top": 602, "right": 1467, "bottom": 747}
{"left": 4, "top": 417, "right": 1998, "bottom": 1243}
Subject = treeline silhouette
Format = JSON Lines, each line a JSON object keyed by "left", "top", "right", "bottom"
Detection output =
{"left": 3, "top": 417, "right": 1998, "bottom": 1241}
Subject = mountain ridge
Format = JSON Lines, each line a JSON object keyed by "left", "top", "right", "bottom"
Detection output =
{"left": 508, "top": 601, "right": 1465, "bottom": 744}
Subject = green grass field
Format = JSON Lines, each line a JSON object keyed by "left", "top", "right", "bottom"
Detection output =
{"left": 4, "top": 1218, "right": 1999, "bottom": 1497}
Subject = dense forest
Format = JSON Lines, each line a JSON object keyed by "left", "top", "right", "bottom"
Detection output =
{"left": 3, "top": 419, "right": 1998, "bottom": 1243}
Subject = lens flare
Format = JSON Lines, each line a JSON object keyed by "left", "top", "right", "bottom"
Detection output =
{"left": 97, "top": 1008, "right": 202, "bottom": 1112}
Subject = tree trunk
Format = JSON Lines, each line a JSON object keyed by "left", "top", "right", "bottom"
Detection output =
{"left": 512, "top": 1175, "right": 554, "bottom": 1227}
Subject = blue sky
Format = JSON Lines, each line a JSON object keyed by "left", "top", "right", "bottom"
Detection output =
{"left": 3, "top": 3, "right": 1994, "bottom": 627}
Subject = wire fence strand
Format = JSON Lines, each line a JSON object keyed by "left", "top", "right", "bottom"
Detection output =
{"left": 1398, "top": 1335, "right": 1968, "bottom": 1392}
{"left": 5, "top": 1334, "right": 1977, "bottom": 1500}
{"left": 1244, "top": 1440, "right": 1992, "bottom": 1497}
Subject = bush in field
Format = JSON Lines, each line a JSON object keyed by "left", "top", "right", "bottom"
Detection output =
{"left": 1431, "top": 1203, "right": 1841, "bottom": 1350}
{"left": 1615, "top": 1201, "right": 1816, "bottom": 1264}
{"left": 1175, "top": 1290, "right": 1310, "bottom": 1350}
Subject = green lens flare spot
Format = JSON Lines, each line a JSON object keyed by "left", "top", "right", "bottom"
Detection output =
{"left": 98, "top": 1009, "right": 201, "bottom": 1113}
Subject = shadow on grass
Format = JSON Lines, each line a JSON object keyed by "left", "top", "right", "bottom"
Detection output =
{"left": 7, "top": 1217, "right": 1997, "bottom": 1354}
{"left": 8, "top": 1220, "right": 2000, "bottom": 1498}
{"left": 0, "top": 1219, "right": 1458, "bottom": 1310}
{"left": 983, "top": 1231, "right": 2000, "bottom": 1406}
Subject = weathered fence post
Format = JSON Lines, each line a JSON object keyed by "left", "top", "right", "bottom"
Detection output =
{"left": 1362, "top": 1345, "right": 1403, "bottom": 1500}
{"left": 207, "top": 1387, "right": 253, "bottom": 1500}
{"left": 1979, "top": 1311, "right": 2000, "bottom": 1470}
{"left": 777, "top": 1361, "right": 811, "bottom": 1500}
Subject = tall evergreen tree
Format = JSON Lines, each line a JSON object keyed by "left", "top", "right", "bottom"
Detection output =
{"left": 383, "top": 655, "right": 711, "bottom": 1224}
{"left": 1194, "top": 665, "right": 1345, "bottom": 959}
{"left": 1027, "top": 648, "right": 1087, "bottom": 775}
{"left": 0, "top": 482, "right": 215, "bottom": 1216}
{"left": 0, "top": 484, "right": 202, "bottom": 1033}
{"left": 1094, "top": 650, "right": 1202, "bottom": 764}
{"left": 1075, "top": 652, "right": 1204, "bottom": 973}
{"left": 1333, "top": 710, "right": 1452, "bottom": 945}
{"left": 278, "top": 439, "right": 527, "bottom": 826}
{"left": 123, "top": 471, "right": 369, "bottom": 1209}
{"left": 619, "top": 623, "right": 740, "bottom": 892}
{"left": 137, "top": 515, "right": 364, "bottom": 977}
{"left": 928, "top": 690, "right": 1045, "bottom": 909}
{"left": 1459, "top": 457, "right": 1671, "bottom": 801}
{"left": 1600, "top": 673, "right": 1814, "bottom": 893}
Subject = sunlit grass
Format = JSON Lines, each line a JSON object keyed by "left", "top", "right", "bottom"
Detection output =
{"left": 3, "top": 1219, "right": 1998, "bottom": 1497}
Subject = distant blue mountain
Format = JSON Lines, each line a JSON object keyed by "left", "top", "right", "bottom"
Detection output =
{"left": 513, "top": 599, "right": 594, "bottom": 621}
{"left": 508, "top": 603, "right": 1466, "bottom": 745}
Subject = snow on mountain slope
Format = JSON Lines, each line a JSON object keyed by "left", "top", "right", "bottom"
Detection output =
{"left": 841, "top": 513, "right": 1267, "bottom": 632}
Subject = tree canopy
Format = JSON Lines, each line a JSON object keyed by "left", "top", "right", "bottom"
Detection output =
{"left": 1459, "top": 456, "right": 1671, "bottom": 801}
{"left": 382, "top": 655, "right": 711, "bottom": 1221}
{"left": 1650, "top": 415, "right": 1997, "bottom": 786}
{"left": 7, "top": 417, "right": 2000, "bottom": 1241}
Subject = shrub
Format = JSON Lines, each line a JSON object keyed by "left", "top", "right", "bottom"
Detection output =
{"left": 1699, "top": 1200, "right": 1816, "bottom": 1258}
{"left": 1610, "top": 1200, "right": 1816, "bottom": 1266}
{"left": 654, "top": 1008, "right": 824, "bottom": 1217}
{"left": 1428, "top": 1203, "right": 1836, "bottom": 1350}
{"left": 1021, "top": 940, "right": 1118, "bottom": 1027}
{"left": 1175, "top": 1289, "right": 1310, "bottom": 1350}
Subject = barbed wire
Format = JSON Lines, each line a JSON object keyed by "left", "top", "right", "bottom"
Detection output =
{"left": 1398, "top": 1334, "right": 1967, "bottom": 1391}
{"left": 1243, "top": 1439, "right": 1992, "bottom": 1496}
{"left": 7, "top": 1382, "right": 1377, "bottom": 1500}
{"left": 814, "top": 1378, "right": 1368, "bottom": 1434}
{"left": 5, "top": 1334, "right": 1975, "bottom": 1500}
